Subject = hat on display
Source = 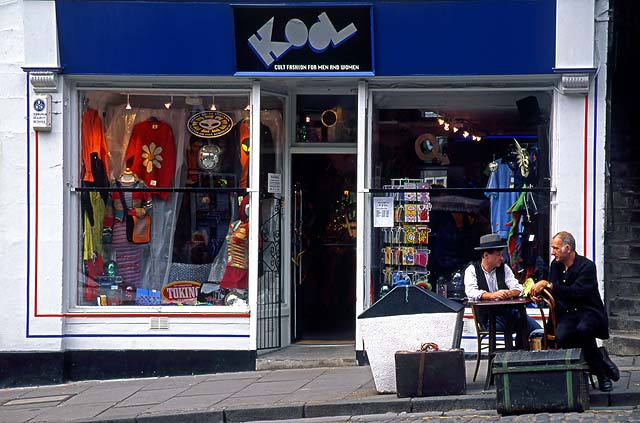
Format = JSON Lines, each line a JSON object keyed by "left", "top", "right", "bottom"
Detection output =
{"left": 474, "top": 233, "right": 507, "bottom": 251}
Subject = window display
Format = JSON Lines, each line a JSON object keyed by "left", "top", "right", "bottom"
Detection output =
{"left": 369, "top": 91, "right": 552, "bottom": 304}
{"left": 76, "top": 91, "right": 283, "bottom": 307}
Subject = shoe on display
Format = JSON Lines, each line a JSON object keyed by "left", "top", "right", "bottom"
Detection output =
{"left": 599, "top": 346, "right": 620, "bottom": 381}
{"left": 596, "top": 373, "right": 613, "bottom": 392}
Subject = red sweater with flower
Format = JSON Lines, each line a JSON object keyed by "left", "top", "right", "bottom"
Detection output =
{"left": 125, "top": 120, "right": 176, "bottom": 200}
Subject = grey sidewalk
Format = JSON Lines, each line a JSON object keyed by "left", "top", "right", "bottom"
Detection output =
{"left": 1, "top": 355, "right": 639, "bottom": 423}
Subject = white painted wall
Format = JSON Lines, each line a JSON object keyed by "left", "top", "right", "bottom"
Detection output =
{"left": 553, "top": 0, "right": 608, "bottom": 293}
{"left": 556, "top": 0, "right": 595, "bottom": 69}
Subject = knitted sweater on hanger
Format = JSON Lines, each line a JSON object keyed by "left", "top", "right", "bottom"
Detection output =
{"left": 125, "top": 120, "right": 176, "bottom": 200}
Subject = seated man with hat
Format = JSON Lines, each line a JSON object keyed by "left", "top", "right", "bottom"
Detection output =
{"left": 464, "top": 233, "right": 541, "bottom": 349}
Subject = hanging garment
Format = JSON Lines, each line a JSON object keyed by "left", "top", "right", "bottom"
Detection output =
{"left": 81, "top": 108, "right": 110, "bottom": 183}
{"left": 125, "top": 120, "right": 176, "bottom": 200}
{"left": 83, "top": 191, "right": 106, "bottom": 261}
{"left": 219, "top": 220, "right": 249, "bottom": 290}
{"left": 485, "top": 159, "right": 519, "bottom": 239}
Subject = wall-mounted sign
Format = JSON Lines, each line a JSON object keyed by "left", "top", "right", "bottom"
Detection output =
{"left": 187, "top": 111, "right": 234, "bottom": 138}
{"left": 31, "top": 94, "right": 52, "bottom": 132}
{"left": 234, "top": 6, "right": 373, "bottom": 76}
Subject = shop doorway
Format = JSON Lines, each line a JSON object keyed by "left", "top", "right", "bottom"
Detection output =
{"left": 291, "top": 154, "right": 357, "bottom": 341}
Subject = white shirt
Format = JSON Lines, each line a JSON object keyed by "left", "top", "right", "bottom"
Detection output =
{"left": 464, "top": 263, "right": 523, "bottom": 301}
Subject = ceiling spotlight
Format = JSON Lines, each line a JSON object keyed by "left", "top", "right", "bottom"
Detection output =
{"left": 164, "top": 95, "right": 173, "bottom": 109}
{"left": 125, "top": 94, "right": 132, "bottom": 110}
{"left": 443, "top": 122, "right": 450, "bottom": 131}
{"left": 437, "top": 118, "right": 445, "bottom": 126}
{"left": 244, "top": 103, "right": 251, "bottom": 111}
{"left": 463, "top": 131, "right": 470, "bottom": 138}
{"left": 476, "top": 136, "right": 482, "bottom": 141}
{"left": 452, "top": 126, "right": 459, "bottom": 133}
{"left": 210, "top": 96, "right": 217, "bottom": 111}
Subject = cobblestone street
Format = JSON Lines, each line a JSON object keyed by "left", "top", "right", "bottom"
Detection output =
{"left": 261, "top": 408, "right": 640, "bottom": 423}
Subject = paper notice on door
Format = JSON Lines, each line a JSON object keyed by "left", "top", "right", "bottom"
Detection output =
{"left": 373, "top": 197, "right": 394, "bottom": 228}
{"left": 267, "top": 173, "right": 282, "bottom": 194}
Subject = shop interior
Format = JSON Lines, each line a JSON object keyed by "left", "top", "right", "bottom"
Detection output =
{"left": 368, "top": 90, "right": 552, "bottom": 303}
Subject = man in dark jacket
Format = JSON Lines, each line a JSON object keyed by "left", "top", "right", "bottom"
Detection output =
{"left": 531, "top": 231, "right": 619, "bottom": 392}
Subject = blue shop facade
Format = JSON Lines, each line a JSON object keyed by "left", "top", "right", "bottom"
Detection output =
{"left": 7, "top": 0, "right": 608, "bottom": 386}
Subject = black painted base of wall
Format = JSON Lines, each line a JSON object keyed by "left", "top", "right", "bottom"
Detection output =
{"left": 356, "top": 349, "right": 369, "bottom": 366}
{"left": 0, "top": 350, "right": 256, "bottom": 388}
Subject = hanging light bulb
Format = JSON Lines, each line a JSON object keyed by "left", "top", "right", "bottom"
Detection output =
{"left": 305, "top": 116, "right": 311, "bottom": 123}
{"left": 443, "top": 122, "right": 450, "bottom": 131}
{"left": 164, "top": 95, "right": 173, "bottom": 109}
{"left": 210, "top": 95, "right": 217, "bottom": 111}
{"left": 476, "top": 135, "right": 482, "bottom": 142}
{"left": 462, "top": 130, "right": 470, "bottom": 138}
{"left": 437, "top": 118, "right": 445, "bottom": 126}
{"left": 125, "top": 94, "right": 132, "bottom": 110}
{"left": 244, "top": 103, "right": 251, "bottom": 111}
{"left": 452, "top": 126, "right": 459, "bottom": 133}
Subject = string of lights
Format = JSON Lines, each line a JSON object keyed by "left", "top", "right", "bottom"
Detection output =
{"left": 436, "top": 116, "right": 483, "bottom": 141}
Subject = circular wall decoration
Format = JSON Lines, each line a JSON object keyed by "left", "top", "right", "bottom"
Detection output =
{"left": 415, "top": 133, "right": 450, "bottom": 165}
{"left": 321, "top": 109, "right": 338, "bottom": 127}
{"left": 188, "top": 111, "right": 234, "bottom": 138}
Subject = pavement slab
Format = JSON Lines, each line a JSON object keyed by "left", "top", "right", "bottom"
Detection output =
{"left": 0, "top": 352, "right": 637, "bottom": 423}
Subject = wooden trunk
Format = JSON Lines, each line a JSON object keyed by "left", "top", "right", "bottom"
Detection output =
{"left": 493, "top": 348, "right": 590, "bottom": 415}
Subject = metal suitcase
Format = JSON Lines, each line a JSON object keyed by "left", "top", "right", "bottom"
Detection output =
{"left": 394, "top": 349, "right": 466, "bottom": 397}
{"left": 493, "top": 348, "right": 590, "bottom": 415}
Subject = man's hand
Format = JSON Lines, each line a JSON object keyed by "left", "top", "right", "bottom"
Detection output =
{"left": 530, "top": 280, "right": 550, "bottom": 297}
{"left": 484, "top": 290, "right": 511, "bottom": 300}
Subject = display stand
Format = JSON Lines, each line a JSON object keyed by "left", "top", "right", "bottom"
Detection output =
{"left": 378, "top": 178, "right": 431, "bottom": 298}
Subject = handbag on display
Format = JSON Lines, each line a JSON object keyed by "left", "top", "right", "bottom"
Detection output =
{"left": 117, "top": 181, "right": 151, "bottom": 244}
{"left": 126, "top": 213, "right": 151, "bottom": 244}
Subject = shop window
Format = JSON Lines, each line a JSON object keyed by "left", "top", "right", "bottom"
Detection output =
{"left": 295, "top": 95, "right": 356, "bottom": 143}
{"left": 76, "top": 91, "right": 283, "bottom": 307}
{"left": 368, "top": 91, "right": 552, "bottom": 304}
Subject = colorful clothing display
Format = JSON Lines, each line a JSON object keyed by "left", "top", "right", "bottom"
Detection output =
{"left": 220, "top": 196, "right": 250, "bottom": 290}
{"left": 103, "top": 180, "right": 153, "bottom": 242}
{"left": 125, "top": 119, "right": 176, "bottom": 200}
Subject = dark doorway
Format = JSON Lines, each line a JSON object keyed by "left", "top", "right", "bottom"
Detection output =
{"left": 291, "top": 154, "right": 356, "bottom": 341}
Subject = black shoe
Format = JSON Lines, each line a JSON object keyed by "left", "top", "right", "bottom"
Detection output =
{"left": 597, "top": 374, "right": 613, "bottom": 392}
{"left": 599, "top": 347, "right": 620, "bottom": 381}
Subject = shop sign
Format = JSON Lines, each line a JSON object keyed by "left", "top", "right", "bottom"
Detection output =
{"left": 187, "top": 111, "right": 234, "bottom": 138}
{"left": 161, "top": 281, "right": 201, "bottom": 303}
{"left": 234, "top": 6, "right": 373, "bottom": 75}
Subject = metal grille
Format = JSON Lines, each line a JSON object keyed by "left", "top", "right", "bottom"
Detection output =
{"left": 257, "top": 198, "right": 282, "bottom": 350}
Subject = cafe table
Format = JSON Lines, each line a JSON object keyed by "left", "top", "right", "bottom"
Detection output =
{"left": 466, "top": 297, "right": 532, "bottom": 390}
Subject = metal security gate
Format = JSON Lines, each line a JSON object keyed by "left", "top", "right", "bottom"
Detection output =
{"left": 257, "top": 198, "right": 282, "bottom": 350}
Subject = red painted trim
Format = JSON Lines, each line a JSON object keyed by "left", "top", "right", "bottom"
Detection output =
{"left": 32, "top": 129, "right": 249, "bottom": 319}
{"left": 38, "top": 312, "right": 250, "bottom": 318}
{"left": 583, "top": 96, "right": 589, "bottom": 255}
{"left": 35, "top": 131, "right": 39, "bottom": 315}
